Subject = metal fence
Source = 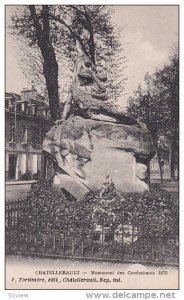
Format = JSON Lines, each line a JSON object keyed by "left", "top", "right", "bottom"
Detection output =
{"left": 5, "top": 200, "right": 179, "bottom": 266}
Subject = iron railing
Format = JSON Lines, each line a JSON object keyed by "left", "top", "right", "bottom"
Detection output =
{"left": 5, "top": 200, "right": 179, "bottom": 266}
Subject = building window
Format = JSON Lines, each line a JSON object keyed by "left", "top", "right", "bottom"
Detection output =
{"left": 9, "top": 125, "right": 15, "bottom": 142}
{"left": 8, "top": 154, "right": 18, "bottom": 180}
{"left": 31, "top": 126, "right": 40, "bottom": 148}
{"left": 22, "top": 126, "right": 28, "bottom": 142}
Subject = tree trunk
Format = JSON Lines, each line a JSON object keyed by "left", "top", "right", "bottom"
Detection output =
{"left": 29, "top": 5, "right": 61, "bottom": 122}
{"left": 170, "top": 129, "right": 178, "bottom": 180}
{"left": 41, "top": 6, "right": 60, "bottom": 122}
{"left": 43, "top": 55, "right": 60, "bottom": 122}
{"left": 157, "top": 148, "right": 163, "bottom": 184}
{"left": 146, "top": 162, "right": 151, "bottom": 184}
{"left": 170, "top": 139, "right": 175, "bottom": 180}
{"left": 83, "top": 6, "right": 96, "bottom": 65}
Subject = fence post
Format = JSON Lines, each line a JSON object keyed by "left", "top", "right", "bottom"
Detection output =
{"left": 110, "top": 228, "right": 114, "bottom": 258}
{"left": 101, "top": 226, "right": 104, "bottom": 256}
{"left": 5, "top": 204, "right": 8, "bottom": 228}
{"left": 162, "top": 237, "right": 166, "bottom": 263}
{"left": 172, "top": 237, "right": 177, "bottom": 260}
{"left": 63, "top": 232, "right": 65, "bottom": 255}
{"left": 11, "top": 203, "right": 14, "bottom": 227}
{"left": 25, "top": 235, "right": 28, "bottom": 254}
{"left": 151, "top": 237, "right": 156, "bottom": 261}
{"left": 141, "top": 225, "right": 145, "bottom": 262}
{"left": 161, "top": 220, "right": 166, "bottom": 263}
{"left": 81, "top": 234, "right": 84, "bottom": 257}
{"left": 91, "top": 233, "right": 94, "bottom": 257}
{"left": 17, "top": 198, "right": 20, "bottom": 226}
{"left": 173, "top": 237, "right": 178, "bottom": 263}
{"left": 72, "top": 233, "right": 75, "bottom": 257}
{"left": 53, "top": 234, "right": 56, "bottom": 254}
{"left": 8, "top": 229, "right": 11, "bottom": 254}
{"left": 121, "top": 224, "right": 124, "bottom": 262}
{"left": 13, "top": 203, "right": 16, "bottom": 226}
{"left": 7, "top": 203, "right": 11, "bottom": 228}
{"left": 35, "top": 235, "right": 38, "bottom": 254}
{"left": 17, "top": 230, "right": 20, "bottom": 253}
{"left": 131, "top": 224, "right": 135, "bottom": 259}
{"left": 43, "top": 235, "right": 46, "bottom": 254}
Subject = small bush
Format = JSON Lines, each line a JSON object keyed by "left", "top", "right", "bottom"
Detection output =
{"left": 19, "top": 171, "right": 32, "bottom": 181}
{"left": 32, "top": 171, "right": 40, "bottom": 180}
{"left": 19, "top": 177, "right": 97, "bottom": 234}
{"left": 93, "top": 181, "right": 178, "bottom": 236}
{"left": 18, "top": 178, "right": 178, "bottom": 238}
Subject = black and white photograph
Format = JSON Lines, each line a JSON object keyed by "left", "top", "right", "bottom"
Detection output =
{"left": 4, "top": 4, "right": 179, "bottom": 291}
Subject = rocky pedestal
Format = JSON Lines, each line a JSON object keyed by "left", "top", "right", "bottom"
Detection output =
{"left": 43, "top": 115, "right": 155, "bottom": 199}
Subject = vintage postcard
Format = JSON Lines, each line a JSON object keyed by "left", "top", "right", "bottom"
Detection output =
{"left": 5, "top": 4, "right": 179, "bottom": 291}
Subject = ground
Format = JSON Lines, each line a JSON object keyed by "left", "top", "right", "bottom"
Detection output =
{"left": 5, "top": 179, "right": 179, "bottom": 203}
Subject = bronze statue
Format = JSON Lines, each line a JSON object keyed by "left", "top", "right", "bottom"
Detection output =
{"left": 55, "top": 42, "right": 139, "bottom": 126}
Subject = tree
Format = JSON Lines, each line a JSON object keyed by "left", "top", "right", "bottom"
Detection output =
{"left": 9, "top": 5, "right": 126, "bottom": 120}
{"left": 16, "top": 41, "right": 46, "bottom": 93}
{"left": 127, "top": 50, "right": 179, "bottom": 182}
{"left": 10, "top": 5, "right": 60, "bottom": 121}
{"left": 127, "top": 75, "right": 164, "bottom": 183}
{"left": 153, "top": 52, "right": 179, "bottom": 180}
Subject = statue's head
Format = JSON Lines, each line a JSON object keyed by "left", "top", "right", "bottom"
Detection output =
{"left": 78, "top": 69, "right": 93, "bottom": 85}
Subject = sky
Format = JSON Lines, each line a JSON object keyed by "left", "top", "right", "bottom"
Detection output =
{"left": 111, "top": 6, "right": 178, "bottom": 105}
{"left": 5, "top": 5, "right": 178, "bottom": 107}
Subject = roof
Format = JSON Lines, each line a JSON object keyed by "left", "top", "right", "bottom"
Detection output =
{"left": 29, "top": 98, "right": 49, "bottom": 108}
{"left": 5, "top": 92, "right": 21, "bottom": 100}
{"left": 5, "top": 91, "right": 49, "bottom": 107}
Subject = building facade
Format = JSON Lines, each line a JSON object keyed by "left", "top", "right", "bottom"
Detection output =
{"left": 5, "top": 87, "right": 52, "bottom": 181}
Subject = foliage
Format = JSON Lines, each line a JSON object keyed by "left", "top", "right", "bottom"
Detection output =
{"left": 19, "top": 178, "right": 178, "bottom": 238}
{"left": 32, "top": 171, "right": 40, "bottom": 180}
{"left": 126, "top": 78, "right": 164, "bottom": 181}
{"left": 19, "top": 171, "right": 32, "bottom": 181}
{"left": 9, "top": 5, "right": 126, "bottom": 106}
{"left": 127, "top": 79, "right": 159, "bottom": 137}
{"left": 153, "top": 52, "right": 179, "bottom": 137}
{"left": 93, "top": 180, "right": 178, "bottom": 236}
{"left": 126, "top": 50, "right": 179, "bottom": 180}
{"left": 19, "top": 177, "right": 97, "bottom": 234}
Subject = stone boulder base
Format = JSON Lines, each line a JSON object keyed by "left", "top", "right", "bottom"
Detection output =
{"left": 43, "top": 116, "right": 155, "bottom": 199}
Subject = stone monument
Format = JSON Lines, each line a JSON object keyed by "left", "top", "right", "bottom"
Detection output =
{"left": 43, "top": 42, "right": 154, "bottom": 200}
